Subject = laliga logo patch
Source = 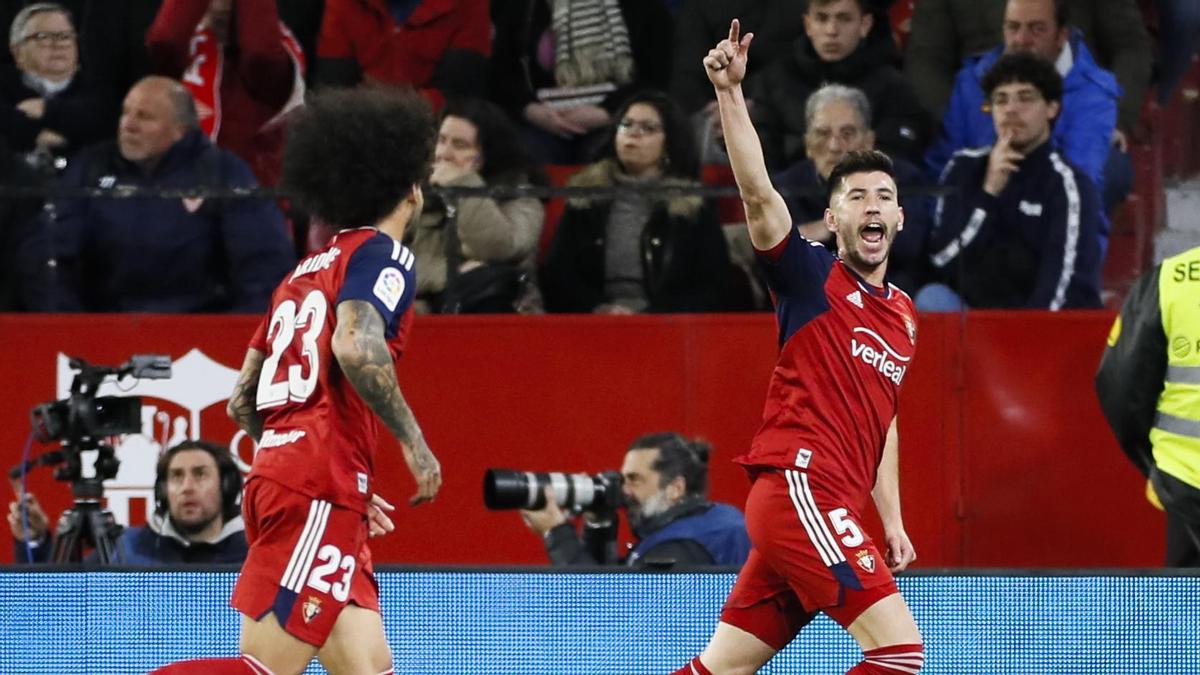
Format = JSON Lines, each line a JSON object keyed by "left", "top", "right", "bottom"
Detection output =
{"left": 903, "top": 314, "right": 917, "bottom": 345}
{"left": 303, "top": 596, "right": 323, "bottom": 623}
{"left": 373, "top": 267, "right": 405, "bottom": 312}
{"left": 855, "top": 550, "right": 876, "bottom": 574}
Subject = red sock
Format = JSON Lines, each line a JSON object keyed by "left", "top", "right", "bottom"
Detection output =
{"left": 846, "top": 643, "right": 925, "bottom": 674}
{"left": 149, "top": 657, "right": 264, "bottom": 674}
{"left": 670, "top": 656, "right": 715, "bottom": 675}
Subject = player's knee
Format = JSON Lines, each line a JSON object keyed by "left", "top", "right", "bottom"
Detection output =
{"left": 850, "top": 642, "right": 924, "bottom": 674}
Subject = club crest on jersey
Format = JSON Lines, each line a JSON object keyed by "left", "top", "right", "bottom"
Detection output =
{"left": 845, "top": 290, "right": 863, "bottom": 309}
{"left": 302, "top": 596, "right": 322, "bottom": 623}
{"left": 855, "top": 550, "right": 876, "bottom": 574}
{"left": 373, "top": 267, "right": 405, "bottom": 312}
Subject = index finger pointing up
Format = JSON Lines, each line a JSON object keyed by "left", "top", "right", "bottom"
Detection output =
{"left": 729, "top": 18, "right": 740, "bottom": 44}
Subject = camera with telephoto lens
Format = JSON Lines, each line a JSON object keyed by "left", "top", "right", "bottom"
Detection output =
{"left": 483, "top": 468, "right": 624, "bottom": 514}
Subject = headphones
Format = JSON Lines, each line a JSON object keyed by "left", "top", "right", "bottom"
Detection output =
{"left": 153, "top": 440, "right": 243, "bottom": 522}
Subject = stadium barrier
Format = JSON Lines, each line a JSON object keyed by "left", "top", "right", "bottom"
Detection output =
{"left": 1, "top": 567, "right": 1196, "bottom": 674}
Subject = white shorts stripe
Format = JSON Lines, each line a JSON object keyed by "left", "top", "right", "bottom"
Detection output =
{"left": 283, "top": 500, "right": 331, "bottom": 592}
{"left": 798, "top": 472, "right": 845, "bottom": 564}
{"left": 785, "top": 470, "right": 843, "bottom": 566}
{"left": 289, "top": 501, "right": 332, "bottom": 592}
{"left": 280, "top": 500, "right": 322, "bottom": 589}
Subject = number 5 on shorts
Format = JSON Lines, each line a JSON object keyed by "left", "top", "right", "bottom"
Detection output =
{"left": 828, "top": 508, "right": 864, "bottom": 547}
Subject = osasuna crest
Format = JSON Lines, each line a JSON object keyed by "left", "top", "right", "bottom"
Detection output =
{"left": 902, "top": 314, "right": 917, "bottom": 346}
{"left": 855, "top": 549, "right": 876, "bottom": 574}
{"left": 303, "top": 596, "right": 323, "bottom": 623}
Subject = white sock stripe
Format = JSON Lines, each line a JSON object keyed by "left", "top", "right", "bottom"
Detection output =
{"left": 690, "top": 665, "right": 700, "bottom": 675}
{"left": 290, "top": 500, "right": 332, "bottom": 592}
{"left": 373, "top": 669, "right": 395, "bottom": 675}
{"left": 242, "top": 654, "right": 276, "bottom": 675}
{"left": 799, "top": 472, "right": 845, "bottom": 563}
{"left": 864, "top": 660, "right": 922, "bottom": 674}
{"left": 785, "top": 470, "right": 840, "bottom": 566}
{"left": 281, "top": 501, "right": 322, "bottom": 589}
{"left": 872, "top": 652, "right": 925, "bottom": 661}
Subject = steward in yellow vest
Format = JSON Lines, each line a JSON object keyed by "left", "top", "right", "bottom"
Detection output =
{"left": 1096, "top": 245, "right": 1200, "bottom": 566}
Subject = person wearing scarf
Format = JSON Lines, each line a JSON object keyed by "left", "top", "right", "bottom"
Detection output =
{"left": 147, "top": 0, "right": 305, "bottom": 187}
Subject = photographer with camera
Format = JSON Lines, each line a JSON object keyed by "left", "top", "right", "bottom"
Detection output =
{"left": 9, "top": 440, "right": 248, "bottom": 564}
{"left": 519, "top": 432, "right": 751, "bottom": 568}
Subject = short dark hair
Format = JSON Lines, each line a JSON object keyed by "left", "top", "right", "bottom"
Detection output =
{"left": 628, "top": 432, "right": 711, "bottom": 498}
{"left": 808, "top": 0, "right": 866, "bottom": 14}
{"left": 440, "top": 97, "right": 546, "bottom": 186}
{"left": 154, "top": 440, "right": 242, "bottom": 522}
{"left": 602, "top": 89, "right": 700, "bottom": 179}
{"left": 981, "top": 51, "right": 1064, "bottom": 105}
{"left": 825, "top": 149, "right": 895, "bottom": 205}
{"left": 282, "top": 87, "right": 436, "bottom": 230}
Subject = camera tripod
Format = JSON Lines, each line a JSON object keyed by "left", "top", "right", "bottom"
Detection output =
{"left": 49, "top": 477, "right": 124, "bottom": 564}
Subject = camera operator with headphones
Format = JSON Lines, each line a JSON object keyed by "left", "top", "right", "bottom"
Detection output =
{"left": 520, "top": 432, "right": 751, "bottom": 567}
{"left": 8, "top": 440, "right": 248, "bottom": 564}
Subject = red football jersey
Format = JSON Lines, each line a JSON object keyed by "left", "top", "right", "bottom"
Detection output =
{"left": 738, "top": 230, "right": 918, "bottom": 512}
{"left": 246, "top": 228, "right": 417, "bottom": 514}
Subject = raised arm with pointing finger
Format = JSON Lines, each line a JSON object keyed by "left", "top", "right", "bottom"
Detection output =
{"left": 704, "top": 20, "right": 792, "bottom": 252}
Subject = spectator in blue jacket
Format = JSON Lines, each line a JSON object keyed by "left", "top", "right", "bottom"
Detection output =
{"left": 43, "top": 75, "right": 294, "bottom": 313}
{"left": 924, "top": 0, "right": 1126, "bottom": 217}
{"left": 9, "top": 440, "right": 248, "bottom": 565}
{"left": 520, "top": 432, "right": 751, "bottom": 568}
{"left": 922, "top": 52, "right": 1102, "bottom": 311}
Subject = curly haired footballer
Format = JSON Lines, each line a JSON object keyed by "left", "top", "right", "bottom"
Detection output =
{"left": 282, "top": 87, "right": 437, "bottom": 230}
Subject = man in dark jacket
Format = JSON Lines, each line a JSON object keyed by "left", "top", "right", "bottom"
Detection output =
{"left": 923, "top": 52, "right": 1102, "bottom": 310}
{"left": 44, "top": 76, "right": 294, "bottom": 313}
{"left": 9, "top": 440, "right": 248, "bottom": 565}
{"left": 772, "top": 83, "right": 932, "bottom": 293}
{"left": 748, "top": 0, "right": 929, "bottom": 171}
{"left": 520, "top": 433, "right": 751, "bottom": 568}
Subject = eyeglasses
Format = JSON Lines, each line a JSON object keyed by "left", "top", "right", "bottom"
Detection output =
{"left": 617, "top": 119, "right": 663, "bottom": 136}
{"left": 22, "top": 30, "right": 76, "bottom": 45}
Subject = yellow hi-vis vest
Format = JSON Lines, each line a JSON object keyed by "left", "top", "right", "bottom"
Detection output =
{"left": 1152, "top": 247, "right": 1200, "bottom": 491}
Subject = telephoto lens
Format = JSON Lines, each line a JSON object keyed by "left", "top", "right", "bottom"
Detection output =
{"left": 483, "top": 469, "right": 622, "bottom": 512}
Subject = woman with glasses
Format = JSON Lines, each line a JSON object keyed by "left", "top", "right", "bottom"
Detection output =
{"left": 1, "top": 3, "right": 112, "bottom": 173}
{"left": 542, "top": 89, "right": 742, "bottom": 314}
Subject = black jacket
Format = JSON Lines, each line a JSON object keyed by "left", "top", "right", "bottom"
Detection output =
{"left": 749, "top": 33, "right": 929, "bottom": 170}
{"left": 0, "top": 66, "right": 113, "bottom": 156}
{"left": 540, "top": 160, "right": 735, "bottom": 313}
{"left": 927, "top": 141, "right": 1103, "bottom": 310}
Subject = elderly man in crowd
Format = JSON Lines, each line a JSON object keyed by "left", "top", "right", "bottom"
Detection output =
{"left": 1, "top": 2, "right": 112, "bottom": 171}
{"left": 43, "top": 75, "right": 294, "bottom": 313}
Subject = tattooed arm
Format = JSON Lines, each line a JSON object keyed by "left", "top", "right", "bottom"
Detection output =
{"left": 227, "top": 348, "right": 266, "bottom": 442}
{"left": 331, "top": 299, "right": 442, "bottom": 505}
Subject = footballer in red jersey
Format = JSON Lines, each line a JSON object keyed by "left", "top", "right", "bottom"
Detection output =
{"left": 670, "top": 20, "right": 925, "bottom": 675}
{"left": 152, "top": 88, "right": 441, "bottom": 675}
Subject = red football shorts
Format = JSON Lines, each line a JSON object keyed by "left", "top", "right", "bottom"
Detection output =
{"left": 720, "top": 470, "right": 898, "bottom": 650}
{"left": 230, "top": 477, "right": 380, "bottom": 647}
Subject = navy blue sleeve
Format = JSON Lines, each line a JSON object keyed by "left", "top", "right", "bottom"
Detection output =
{"left": 755, "top": 227, "right": 835, "bottom": 302}
{"left": 337, "top": 235, "right": 417, "bottom": 338}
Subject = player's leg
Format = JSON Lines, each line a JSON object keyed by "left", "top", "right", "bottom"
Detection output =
{"left": 240, "top": 612, "right": 321, "bottom": 675}
{"left": 672, "top": 621, "right": 777, "bottom": 675}
{"left": 826, "top": 587, "right": 924, "bottom": 674}
{"left": 316, "top": 603, "right": 394, "bottom": 675}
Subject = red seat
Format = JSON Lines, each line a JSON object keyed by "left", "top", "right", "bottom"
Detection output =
{"left": 538, "top": 164, "right": 584, "bottom": 264}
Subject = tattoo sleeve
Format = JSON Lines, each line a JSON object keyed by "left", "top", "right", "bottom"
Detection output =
{"left": 227, "top": 349, "right": 265, "bottom": 442}
{"left": 333, "top": 300, "right": 428, "bottom": 452}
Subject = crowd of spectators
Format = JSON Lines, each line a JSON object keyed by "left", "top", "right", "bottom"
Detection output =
{"left": 0, "top": 0, "right": 1186, "bottom": 315}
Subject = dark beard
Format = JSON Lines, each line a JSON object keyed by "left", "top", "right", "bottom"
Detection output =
{"left": 172, "top": 513, "right": 221, "bottom": 537}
